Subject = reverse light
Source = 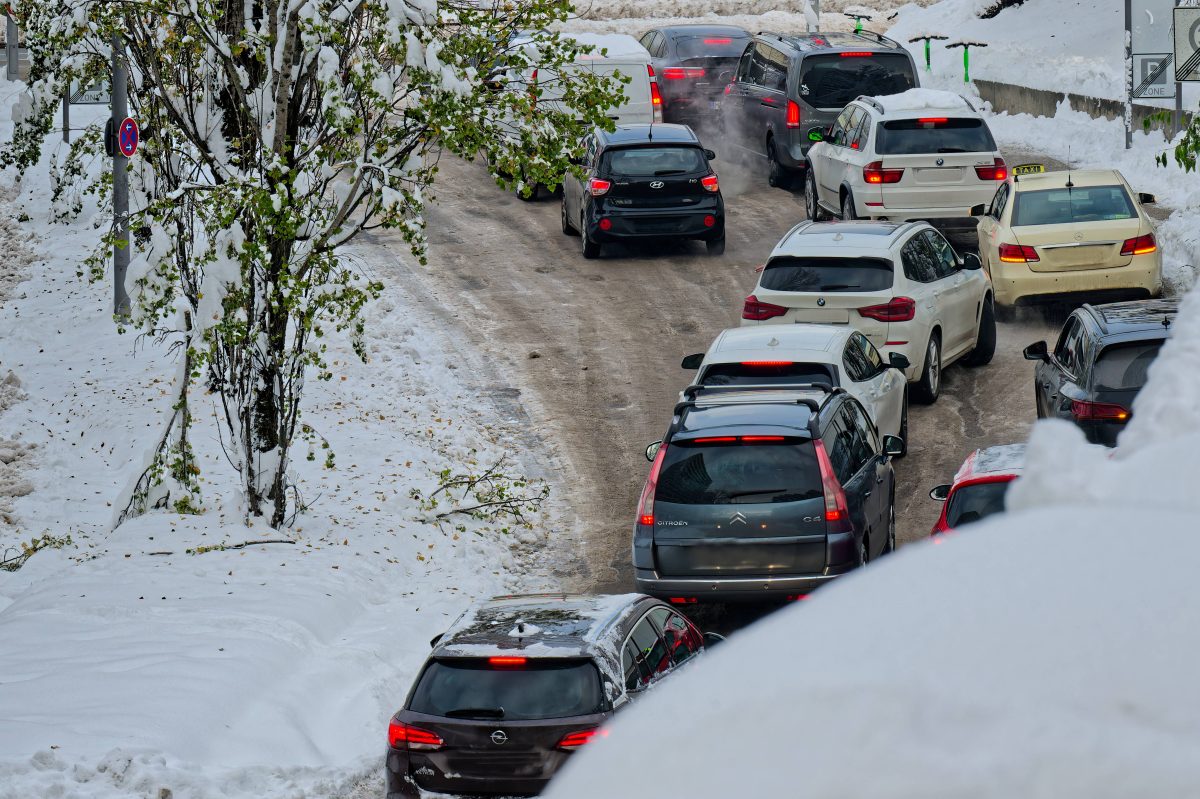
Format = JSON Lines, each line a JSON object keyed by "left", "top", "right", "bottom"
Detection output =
{"left": 840, "top": 51, "right": 873, "bottom": 57}
{"left": 636, "top": 442, "right": 668, "bottom": 526}
{"left": 786, "top": 99, "right": 801, "bottom": 129}
{"left": 742, "top": 294, "right": 788, "bottom": 321}
{"left": 998, "top": 243, "right": 1039, "bottom": 263}
{"left": 701, "top": 174, "right": 720, "bottom": 192}
{"left": 813, "top": 439, "right": 850, "bottom": 524}
{"left": 974, "top": 158, "right": 1007, "bottom": 181}
{"left": 1070, "top": 400, "right": 1131, "bottom": 422}
{"left": 863, "top": 161, "right": 903, "bottom": 184}
{"left": 558, "top": 729, "right": 609, "bottom": 750}
{"left": 388, "top": 719, "right": 444, "bottom": 751}
{"left": 858, "top": 297, "right": 915, "bottom": 323}
{"left": 588, "top": 177, "right": 612, "bottom": 196}
{"left": 1120, "top": 233, "right": 1156, "bottom": 256}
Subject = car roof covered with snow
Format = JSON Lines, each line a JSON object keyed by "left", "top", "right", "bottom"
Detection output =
{"left": 869, "top": 88, "right": 978, "bottom": 116}
{"left": 773, "top": 220, "right": 922, "bottom": 257}
{"left": 952, "top": 444, "right": 1025, "bottom": 485}
{"left": 704, "top": 325, "right": 849, "bottom": 361}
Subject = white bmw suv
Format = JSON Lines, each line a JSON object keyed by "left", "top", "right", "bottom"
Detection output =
{"left": 740, "top": 220, "right": 995, "bottom": 403}
{"left": 804, "top": 89, "right": 1006, "bottom": 243}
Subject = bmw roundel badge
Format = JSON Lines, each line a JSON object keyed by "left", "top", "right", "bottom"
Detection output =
{"left": 817, "top": 297, "right": 826, "bottom": 307}
{"left": 936, "top": 157, "right": 945, "bottom": 166}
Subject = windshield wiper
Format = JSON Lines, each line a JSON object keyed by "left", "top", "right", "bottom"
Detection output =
{"left": 445, "top": 707, "right": 505, "bottom": 719}
{"left": 653, "top": 169, "right": 686, "bottom": 176}
{"left": 814, "top": 284, "right": 857, "bottom": 291}
{"left": 726, "top": 488, "right": 785, "bottom": 498}
{"left": 936, "top": 147, "right": 967, "bottom": 153}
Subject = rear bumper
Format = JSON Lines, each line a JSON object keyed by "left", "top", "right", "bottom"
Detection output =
{"left": 634, "top": 564, "right": 854, "bottom": 602}
{"left": 991, "top": 256, "right": 1161, "bottom": 307}
{"left": 587, "top": 207, "right": 725, "bottom": 241}
{"left": 860, "top": 203, "right": 981, "bottom": 227}
{"left": 386, "top": 748, "right": 550, "bottom": 798}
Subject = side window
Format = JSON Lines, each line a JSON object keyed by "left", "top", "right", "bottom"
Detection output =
{"left": 989, "top": 184, "right": 1009, "bottom": 219}
{"left": 845, "top": 398, "right": 880, "bottom": 456}
{"left": 648, "top": 608, "right": 702, "bottom": 666}
{"left": 842, "top": 339, "right": 871, "bottom": 382}
{"left": 849, "top": 110, "right": 871, "bottom": 151}
{"left": 745, "top": 44, "right": 769, "bottom": 85}
{"left": 924, "top": 230, "right": 959, "bottom": 279}
{"left": 823, "top": 414, "right": 854, "bottom": 485}
{"left": 901, "top": 235, "right": 938, "bottom": 283}
{"left": 760, "top": 45, "right": 788, "bottom": 92}
{"left": 829, "top": 107, "right": 854, "bottom": 146}
{"left": 735, "top": 47, "right": 754, "bottom": 82}
{"left": 844, "top": 107, "right": 867, "bottom": 150}
{"left": 1053, "top": 317, "right": 1083, "bottom": 375}
{"left": 855, "top": 332, "right": 885, "bottom": 375}
{"left": 638, "top": 31, "right": 655, "bottom": 51}
{"left": 651, "top": 32, "right": 668, "bottom": 58}
{"left": 837, "top": 405, "right": 871, "bottom": 477}
{"left": 623, "top": 642, "right": 648, "bottom": 691}
{"left": 628, "top": 616, "right": 671, "bottom": 683}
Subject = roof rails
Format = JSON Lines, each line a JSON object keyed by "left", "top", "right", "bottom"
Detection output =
{"left": 674, "top": 382, "right": 842, "bottom": 417}
{"left": 851, "top": 29, "right": 902, "bottom": 49}
{"left": 958, "top": 94, "right": 977, "bottom": 112}
{"left": 855, "top": 95, "right": 886, "bottom": 114}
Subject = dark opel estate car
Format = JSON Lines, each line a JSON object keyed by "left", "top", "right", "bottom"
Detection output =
{"left": 561, "top": 124, "right": 726, "bottom": 257}
{"left": 385, "top": 593, "right": 712, "bottom": 798}
{"left": 1024, "top": 299, "right": 1177, "bottom": 446}
{"left": 633, "top": 384, "right": 904, "bottom": 602}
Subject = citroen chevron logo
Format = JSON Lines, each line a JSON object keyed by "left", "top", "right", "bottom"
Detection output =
{"left": 729, "top": 512, "right": 748, "bottom": 526}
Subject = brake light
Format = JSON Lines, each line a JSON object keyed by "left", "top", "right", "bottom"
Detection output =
{"left": 636, "top": 442, "right": 668, "bottom": 526}
{"left": 998, "top": 243, "right": 1039, "bottom": 263}
{"left": 701, "top": 174, "right": 719, "bottom": 192}
{"left": 388, "top": 719, "right": 444, "bottom": 751}
{"left": 785, "top": 594, "right": 810, "bottom": 601}
{"left": 693, "top": 436, "right": 737, "bottom": 444}
{"left": 598, "top": 217, "right": 613, "bottom": 231}
{"left": 588, "top": 177, "right": 611, "bottom": 196}
{"left": 840, "top": 51, "right": 873, "bottom": 57}
{"left": 813, "top": 439, "right": 850, "bottom": 524}
{"left": 663, "top": 67, "right": 706, "bottom": 79}
{"left": 742, "top": 294, "right": 787, "bottom": 321}
{"left": 786, "top": 99, "right": 801, "bottom": 129}
{"left": 703, "top": 214, "right": 716, "bottom": 228}
{"left": 723, "top": 82, "right": 734, "bottom": 95}
{"left": 1070, "top": 400, "right": 1131, "bottom": 422}
{"left": 488, "top": 656, "right": 527, "bottom": 667}
{"left": 917, "top": 117, "right": 948, "bottom": 125}
{"left": 648, "top": 65, "right": 663, "bottom": 122}
{"left": 704, "top": 37, "right": 733, "bottom": 44}
{"left": 558, "top": 729, "right": 609, "bottom": 750}
{"left": 858, "top": 297, "right": 915, "bottom": 322}
{"left": 1120, "top": 233, "right": 1156, "bottom": 256}
{"left": 669, "top": 596, "right": 698, "bottom": 604}
{"left": 974, "top": 158, "right": 1007, "bottom": 181}
{"left": 740, "top": 360, "right": 792, "bottom": 366}
{"left": 740, "top": 435, "right": 786, "bottom": 442}
{"left": 863, "top": 161, "right": 903, "bottom": 184}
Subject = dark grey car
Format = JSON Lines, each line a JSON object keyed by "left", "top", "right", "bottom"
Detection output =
{"left": 385, "top": 593, "right": 713, "bottom": 798}
{"left": 1024, "top": 299, "right": 1177, "bottom": 446}
{"left": 720, "top": 30, "right": 918, "bottom": 189}
{"left": 633, "top": 384, "right": 904, "bottom": 602}
{"left": 638, "top": 24, "right": 751, "bottom": 127}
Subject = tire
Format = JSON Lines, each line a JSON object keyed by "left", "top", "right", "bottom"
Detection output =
{"left": 706, "top": 236, "right": 726, "bottom": 256}
{"left": 841, "top": 190, "right": 858, "bottom": 221}
{"left": 859, "top": 533, "right": 870, "bottom": 566}
{"left": 581, "top": 218, "right": 601, "bottom": 259}
{"left": 895, "top": 391, "right": 909, "bottom": 458}
{"left": 911, "top": 333, "right": 942, "bottom": 405}
{"left": 561, "top": 196, "right": 578, "bottom": 236}
{"left": 767, "top": 139, "right": 794, "bottom": 189}
{"left": 882, "top": 502, "right": 896, "bottom": 554}
{"left": 961, "top": 297, "right": 997, "bottom": 367}
{"left": 805, "top": 169, "right": 830, "bottom": 221}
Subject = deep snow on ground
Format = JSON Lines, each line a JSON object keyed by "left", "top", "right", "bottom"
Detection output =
{"left": 0, "top": 97, "right": 563, "bottom": 796}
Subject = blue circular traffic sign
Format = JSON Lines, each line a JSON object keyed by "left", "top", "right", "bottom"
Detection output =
{"left": 118, "top": 117, "right": 139, "bottom": 158}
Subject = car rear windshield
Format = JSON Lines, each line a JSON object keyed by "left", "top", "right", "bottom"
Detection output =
{"left": 760, "top": 256, "right": 894, "bottom": 292}
{"left": 799, "top": 53, "right": 916, "bottom": 109}
{"left": 655, "top": 440, "right": 822, "bottom": 505}
{"left": 603, "top": 146, "right": 706, "bottom": 177}
{"left": 945, "top": 480, "right": 1011, "bottom": 528}
{"left": 675, "top": 34, "right": 750, "bottom": 61}
{"left": 699, "top": 362, "right": 836, "bottom": 386}
{"left": 874, "top": 118, "right": 996, "bottom": 155}
{"left": 1011, "top": 185, "right": 1136, "bottom": 226}
{"left": 409, "top": 659, "right": 606, "bottom": 721}
{"left": 1093, "top": 341, "right": 1163, "bottom": 391}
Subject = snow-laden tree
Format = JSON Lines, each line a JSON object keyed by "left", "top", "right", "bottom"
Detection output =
{"left": 3, "top": 0, "right": 622, "bottom": 527}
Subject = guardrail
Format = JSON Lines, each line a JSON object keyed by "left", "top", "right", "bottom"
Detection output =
{"left": 975, "top": 78, "right": 1192, "bottom": 135}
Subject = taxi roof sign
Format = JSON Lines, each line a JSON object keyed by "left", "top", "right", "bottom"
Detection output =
{"left": 1012, "top": 163, "right": 1045, "bottom": 176}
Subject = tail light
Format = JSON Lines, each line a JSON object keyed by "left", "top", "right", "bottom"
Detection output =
{"left": 1120, "top": 233, "right": 1156, "bottom": 256}
{"left": 588, "top": 177, "right": 611, "bottom": 196}
{"left": 974, "top": 157, "right": 1007, "bottom": 181}
{"left": 813, "top": 439, "right": 850, "bottom": 526}
{"left": 863, "top": 161, "right": 903, "bottom": 184}
{"left": 858, "top": 297, "right": 915, "bottom": 322}
{"left": 663, "top": 67, "right": 705, "bottom": 79}
{"left": 742, "top": 294, "right": 787, "bottom": 321}
{"left": 998, "top": 243, "right": 1038, "bottom": 263}
{"left": 704, "top": 37, "right": 732, "bottom": 44}
{"left": 701, "top": 174, "right": 719, "bottom": 192}
{"left": 723, "top": 83, "right": 734, "bottom": 95}
{"left": 786, "top": 99, "right": 801, "bottom": 129}
{"left": 703, "top": 214, "right": 716, "bottom": 228}
{"left": 636, "top": 443, "right": 668, "bottom": 526}
{"left": 388, "top": 719, "right": 444, "bottom": 751}
{"left": 648, "top": 66, "right": 663, "bottom": 122}
{"left": 1070, "top": 400, "right": 1131, "bottom": 422}
{"left": 558, "top": 729, "right": 609, "bottom": 750}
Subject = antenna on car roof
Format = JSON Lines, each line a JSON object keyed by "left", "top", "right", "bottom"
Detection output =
{"left": 1065, "top": 145, "right": 1074, "bottom": 189}
{"left": 647, "top": 123, "right": 653, "bottom": 141}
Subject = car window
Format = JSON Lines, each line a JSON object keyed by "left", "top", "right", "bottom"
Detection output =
{"left": 623, "top": 641, "right": 649, "bottom": 691}
{"left": 874, "top": 117, "right": 996, "bottom": 155}
{"left": 1053, "top": 317, "right": 1083, "bottom": 375}
{"left": 409, "top": 658, "right": 607, "bottom": 720}
{"left": 848, "top": 109, "right": 871, "bottom": 151}
{"left": 759, "top": 44, "right": 788, "bottom": 92}
{"left": 829, "top": 106, "right": 854, "bottom": 146}
{"left": 842, "top": 339, "right": 872, "bottom": 382}
{"left": 843, "top": 399, "right": 879, "bottom": 462}
{"left": 656, "top": 439, "right": 823, "bottom": 505}
{"left": 823, "top": 414, "right": 854, "bottom": 484}
{"left": 798, "top": 53, "right": 916, "bottom": 109}
{"left": 989, "top": 184, "right": 1009, "bottom": 220}
{"left": 760, "top": 256, "right": 894, "bottom": 292}
{"left": 628, "top": 617, "right": 671, "bottom": 683}
{"left": 648, "top": 608, "right": 703, "bottom": 666}
{"left": 854, "top": 332, "right": 885, "bottom": 375}
{"left": 923, "top": 230, "right": 959, "bottom": 279}
{"left": 945, "top": 480, "right": 1012, "bottom": 527}
{"left": 652, "top": 32, "right": 668, "bottom": 58}
{"left": 699, "top": 361, "right": 836, "bottom": 387}
{"left": 1093, "top": 341, "right": 1163, "bottom": 391}
{"left": 602, "top": 146, "right": 707, "bottom": 177}
{"left": 744, "top": 43, "right": 769, "bottom": 85}
{"left": 735, "top": 47, "right": 754, "bottom": 82}
{"left": 900, "top": 235, "right": 938, "bottom": 283}
{"left": 584, "top": 135, "right": 599, "bottom": 169}
{"left": 674, "top": 34, "right": 752, "bottom": 61}
{"left": 638, "top": 31, "right": 655, "bottom": 51}
{"left": 842, "top": 107, "right": 866, "bottom": 150}
{"left": 1011, "top": 185, "right": 1137, "bottom": 226}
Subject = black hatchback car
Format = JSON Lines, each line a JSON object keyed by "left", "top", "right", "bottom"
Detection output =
{"left": 633, "top": 383, "right": 904, "bottom": 602}
{"left": 385, "top": 593, "right": 712, "bottom": 798}
{"left": 561, "top": 124, "right": 726, "bottom": 258}
{"left": 1024, "top": 299, "right": 1177, "bottom": 446}
{"left": 637, "top": 24, "right": 752, "bottom": 127}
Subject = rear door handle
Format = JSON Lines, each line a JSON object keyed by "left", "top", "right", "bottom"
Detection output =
{"left": 876, "top": 475, "right": 885, "bottom": 484}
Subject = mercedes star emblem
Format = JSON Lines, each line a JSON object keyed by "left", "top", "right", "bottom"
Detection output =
{"left": 649, "top": 180, "right": 665, "bottom": 189}
{"left": 817, "top": 297, "right": 826, "bottom": 307}
{"left": 729, "top": 512, "right": 748, "bottom": 526}
{"left": 936, "top": 157, "right": 945, "bottom": 166}
{"left": 491, "top": 730, "right": 508, "bottom": 745}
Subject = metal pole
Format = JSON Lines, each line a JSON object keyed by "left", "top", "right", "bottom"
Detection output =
{"left": 812, "top": 0, "right": 820, "bottom": 33}
{"left": 1176, "top": 81, "right": 1184, "bottom": 140}
{"left": 112, "top": 34, "right": 131, "bottom": 316}
{"left": 1124, "top": 0, "right": 1132, "bottom": 149}
{"left": 62, "top": 91, "right": 69, "bottom": 143}
{"left": 5, "top": 13, "right": 16, "bottom": 82}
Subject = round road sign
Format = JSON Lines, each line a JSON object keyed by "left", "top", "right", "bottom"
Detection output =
{"left": 118, "top": 117, "right": 139, "bottom": 158}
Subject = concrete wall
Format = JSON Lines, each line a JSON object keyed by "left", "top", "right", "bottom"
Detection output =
{"left": 976, "top": 78, "right": 1192, "bottom": 135}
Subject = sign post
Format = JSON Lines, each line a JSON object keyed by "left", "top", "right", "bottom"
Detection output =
{"left": 5, "top": 11, "right": 16, "bottom": 81}
{"left": 111, "top": 34, "right": 131, "bottom": 317}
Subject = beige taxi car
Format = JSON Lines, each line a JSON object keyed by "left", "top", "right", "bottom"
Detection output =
{"left": 970, "top": 166, "right": 1162, "bottom": 307}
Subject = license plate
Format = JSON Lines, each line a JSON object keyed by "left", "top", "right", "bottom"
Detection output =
{"left": 709, "top": 100, "right": 721, "bottom": 111}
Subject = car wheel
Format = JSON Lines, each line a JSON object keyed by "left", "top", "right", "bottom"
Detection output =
{"left": 962, "top": 297, "right": 997, "bottom": 367}
{"left": 882, "top": 503, "right": 896, "bottom": 554}
{"left": 706, "top": 236, "right": 726, "bottom": 256}
{"left": 805, "top": 170, "right": 829, "bottom": 221}
{"left": 895, "top": 391, "right": 909, "bottom": 458}
{"left": 911, "top": 333, "right": 941, "bottom": 404}
{"left": 561, "top": 196, "right": 578, "bottom": 236}
{"left": 841, "top": 190, "right": 858, "bottom": 221}
{"left": 766, "top": 139, "right": 793, "bottom": 189}
{"left": 581, "top": 218, "right": 601, "bottom": 259}
{"left": 859, "top": 533, "right": 870, "bottom": 566}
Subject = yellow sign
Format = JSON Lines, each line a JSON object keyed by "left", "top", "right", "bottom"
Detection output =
{"left": 1012, "top": 163, "right": 1046, "bottom": 175}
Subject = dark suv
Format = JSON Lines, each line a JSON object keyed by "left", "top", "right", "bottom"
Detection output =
{"left": 720, "top": 31, "right": 918, "bottom": 189}
{"left": 385, "top": 593, "right": 712, "bottom": 798}
{"left": 561, "top": 124, "right": 726, "bottom": 257}
{"left": 1024, "top": 299, "right": 1178, "bottom": 446}
{"left": 638, "top": 24, "right": 752, "bottom": 127}
{"left": 633, "top": 384, "right": 904, "bottom": 602}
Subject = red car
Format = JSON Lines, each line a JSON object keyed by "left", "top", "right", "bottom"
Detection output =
{"left": 929, "top": 444, "right": 1024, "bottom": 535}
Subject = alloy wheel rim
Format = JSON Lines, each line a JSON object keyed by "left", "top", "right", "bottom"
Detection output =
{"left": 806, "top": 177, "right": 815, "bottom": 218}
{"left": 928, "top": 340, "right": 940, "bottom": 394}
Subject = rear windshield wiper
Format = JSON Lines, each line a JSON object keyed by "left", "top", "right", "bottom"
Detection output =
{"left": 936, "top": 147, "right": 967, "bottom": 153}
{"left": 653, "top": 169, "right": 687, "bottom": 176}
{"left": 815, "top": 284, "right": 858, "bottom": 290}
{"left": 445, "top": 707, "right": 505, "bottom": 719}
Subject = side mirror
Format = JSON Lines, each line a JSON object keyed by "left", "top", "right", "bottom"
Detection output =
{"left": 969, "top": 203, "right": 987, "bottom": 217}
{"left": 888, "top": 352, "right": 910, "bottom": 371}
{"left": 704, "top": 148, "right": 717, "bottom": 161}
{"left": 806, "top": 126, "right": 824, "bottom": 143}
{"left": 645, "top": 440, "right": 663, "bottom": 462}
{"left": 702, "top": 631, "right": 726, "bottom": 648}
{"left": 1022, "top": 341, "right": 1049, "bottom": 362}
{"left": 429, "top": 633, "right": 444, "bottom": 648}
{"left": 961, "top": 252, "right": 983, "bottom": 270}
{"left": 680, "top": 353, "right": 704, "bottom": 370}
{"left": 929, "top": 484, "right": 951, "bottom": 502}
{"left": 882, "top": 435, "right": 905, "bottom": 457}
{"left": 1138, "top": 192, "right": 1156, "bottom": 205}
